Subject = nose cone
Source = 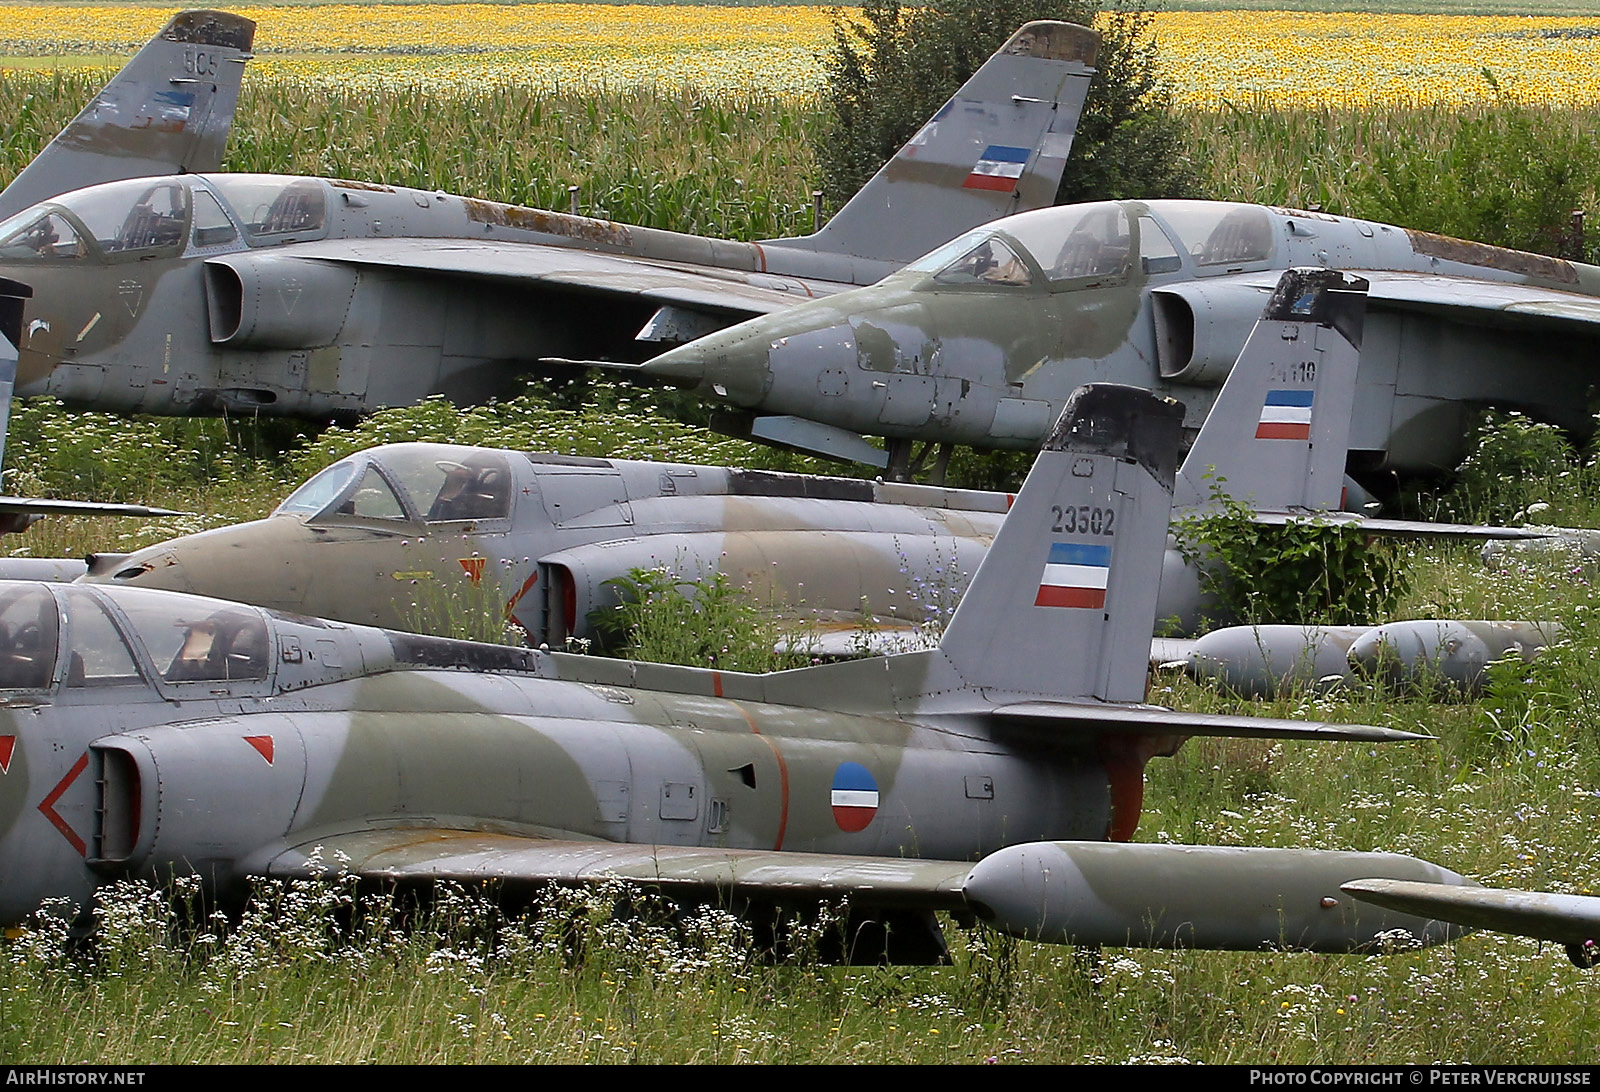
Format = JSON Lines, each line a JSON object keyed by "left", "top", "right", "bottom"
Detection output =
{"left": 641, "top": 302, "right": 859, "bottom": 410}
{"left": 81, "top": 516, "right": 309, "bottom": 613}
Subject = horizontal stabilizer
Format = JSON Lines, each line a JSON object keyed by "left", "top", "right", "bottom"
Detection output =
{"left": 992, "top": 701, "right": 1431, "bottom": 743}
{"left": 1250, "top": 510, "right": 1553, "bottom": 540}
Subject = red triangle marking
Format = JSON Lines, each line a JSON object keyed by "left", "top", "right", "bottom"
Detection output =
{"left": 244, "top": 735, "right": 274, "bottom": 765}
{"left": 38, "top": 752, "right": 88, "bottom": 856}
{"left": 0, "top": 735, "right": 12, "bottom": 774}
{"left": 458, "top": 557, "right": 486, "bottom": 584}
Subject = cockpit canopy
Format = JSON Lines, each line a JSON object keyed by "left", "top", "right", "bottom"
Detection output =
{"left": 0, "top": 174, "right": 330, "bottom": 262}
{"left": 277, "top": 444, "right": 514, "bottom": 526}
{"left": 0, "top": 581, "right": 270, "bottom": 691}
{"left": 905, "top": 200, "right": 1276, "bottom": 290}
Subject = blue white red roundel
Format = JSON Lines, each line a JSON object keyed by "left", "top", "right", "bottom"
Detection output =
{"left": 831, "top": 762, "right": 879, "bottom": 832}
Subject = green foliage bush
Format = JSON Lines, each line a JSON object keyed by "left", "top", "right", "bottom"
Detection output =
{"left": 593, "top": 565, "right": 814, "bottom": 672}
{"left": 1437, "top": 411, "right": 1588, "bottom": 526}
{"left": 1173, "top": 481, "right": 1410, "bottom": 627}
{"left": 817, "top": 0, "right": 1202, "bottom": 210}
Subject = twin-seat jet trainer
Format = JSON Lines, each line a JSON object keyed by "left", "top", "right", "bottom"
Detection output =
{"left": 0, "top": 18, "right": 1097, "bottom": 431}
{"left": 85, "top": 269, "right": 1539, "bottom": 644}
{"left": 0, "top": 382, "right": 1475, "bottom": 962}
{"left": 635, "top": 199, "right": 1600, "bottom": 477}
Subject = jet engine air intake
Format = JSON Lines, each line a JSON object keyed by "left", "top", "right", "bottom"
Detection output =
{"left": 204, "top": 254, "right": 357, "bottom": 349}
{"left": 1150, "top": 281, "right": 1272, "bottom": 384}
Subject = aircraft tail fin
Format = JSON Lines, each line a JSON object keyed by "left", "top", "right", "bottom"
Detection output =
{"left": 935, "top": 384, "right": 1183, "bottom": 704}
{"left": 0, "top": 10, "right": 255, "bottom": 221}
{"left": 766, "top": 21, "right": 1098, "bottom": 269}
{"left": 1174, "top": 268, "right": 1368, "bottom": 513}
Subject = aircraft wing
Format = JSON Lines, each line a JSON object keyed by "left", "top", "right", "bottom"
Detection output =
{"left": 1214, "top": 269, "right": 1600, "bottom": 336}
{"left": 1248, "top": 510, "right": 1552, "bottom": 540}
{"left": 1362, "top": 272, "right": 1600, "bottom": 334}
{"left": 268, "top": 829, "right": 1470, "bottom": 955}
{"left": 1343, "top": 878, "right": 1600, "bottom": 949}
{"left": 269, "top": 828, "right": 971, "bottom": 909}
{"left": 254, "top": 238, "right": 823, "bottom": 320}
{"left": 0, "top": 496, "right": 183, "bottom": 518}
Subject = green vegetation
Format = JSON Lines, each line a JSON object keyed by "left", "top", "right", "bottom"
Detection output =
{"left": 1173, "top": 480, "right": 1410, "bottom": 629}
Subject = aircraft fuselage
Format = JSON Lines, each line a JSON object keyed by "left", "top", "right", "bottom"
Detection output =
{"left": 0, "top": 173, "right": 877, "bottom": 417}
{"left": 0, "top": 578, "right": 1103, "bottom": 927}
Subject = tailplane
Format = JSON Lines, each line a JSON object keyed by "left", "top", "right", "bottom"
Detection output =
{"left": 767, "top": 21, "right": 1098, "bottom": 267}
{"left": 0, "top": 10, "right": 255, "bottom": 220}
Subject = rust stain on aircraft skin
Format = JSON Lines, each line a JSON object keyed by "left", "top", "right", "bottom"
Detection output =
{"left": 1406, "top": 229, "right": 1580, "bottom": 284}
{"left": 463, "top": 198, "right": 636, "bottom": 248}
{"left": 330, "top": 179, "right": 397, "bottom": 193}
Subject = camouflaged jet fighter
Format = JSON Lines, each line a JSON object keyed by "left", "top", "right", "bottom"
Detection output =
{"left": 1, "top": 385, "right": 1473, "bottom": 961}
{"left": 81, "top": 269, "right": 1538, "bottom": 641}
{"left": 0, "top": 10, "right": 249, "bottom": 532}
{"left": 0, "top": 22, "right": 1097, "bottom": 425}
{"left": 635, "top": 200, "right": 1600, "bottom": 479}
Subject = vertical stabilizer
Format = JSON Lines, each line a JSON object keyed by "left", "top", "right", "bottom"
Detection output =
{"left": 768, "top": 21, "right": 1099, "bottom": 266}
{"left": 0, "top": 10, "right": 255, "bottom": 220}
{"left": 936, "top": 384, "right": 1183, "bottom": 703}
{"left": 1175, "top": 268, "right": 1369, "bottom": 513}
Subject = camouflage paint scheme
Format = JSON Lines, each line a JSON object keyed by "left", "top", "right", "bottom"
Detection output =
{"left": 0, "top": 22, "right": 1098, "bottom": 436}
{"left": 0, "top": 386, "right": 1470, "bottom": 962}
{"left": 84, "top": 270, "right": 1539, "bottom": 641}
{"left": 640, "top": 200, "right": 1600, "bottom": 476}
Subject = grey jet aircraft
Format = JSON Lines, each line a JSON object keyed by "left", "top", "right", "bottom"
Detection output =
{"left": 0, "top": 384, "right": 1475, "bottom": 962}
{"left": 635, "top": 200, "right": 1600, "bottom": 479}
{"left": 0, "top": 11, "right": 250, "bottom": 532}
{"left": 0, "top": 21, "right": 1097, "bottom": 437}
{"left": 81, "top": 269, "right": 1537, "bottom": 641}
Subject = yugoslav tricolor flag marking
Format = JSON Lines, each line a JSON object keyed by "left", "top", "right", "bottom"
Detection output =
{"left": 1256, "top": 389, "right": 1314, "bottom": 440}
{"left": 831, "top": 761, "right": 879, "bottom": 833}
{"left": 1036, "top": 541, "right": 1112, "bottom": 609}
{"left": 963, "top": 145, "right": 1031, "bottom": 191}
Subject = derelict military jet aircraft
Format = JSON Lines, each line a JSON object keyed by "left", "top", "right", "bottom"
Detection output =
{"left": 0, "top": 10, "right": 253, "bottom": 532}
{"left": 0, "top": 382, "right": 1471, "bottom": 961}
{"left": 80, "top": 268, "right": 1541, "bottom": 642}
{"left": 0, "top": 20, "right": 1098, "bottom": 432}
{"left": 634, "top": 199, "right": 1600, "bottom": 478}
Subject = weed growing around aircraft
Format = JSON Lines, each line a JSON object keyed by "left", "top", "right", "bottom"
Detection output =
{"left": 1172, "top": 480, "right": 1410, "bottom": 629}
{"left": 595, "top": 565, "right": 815, "bottom": 672}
